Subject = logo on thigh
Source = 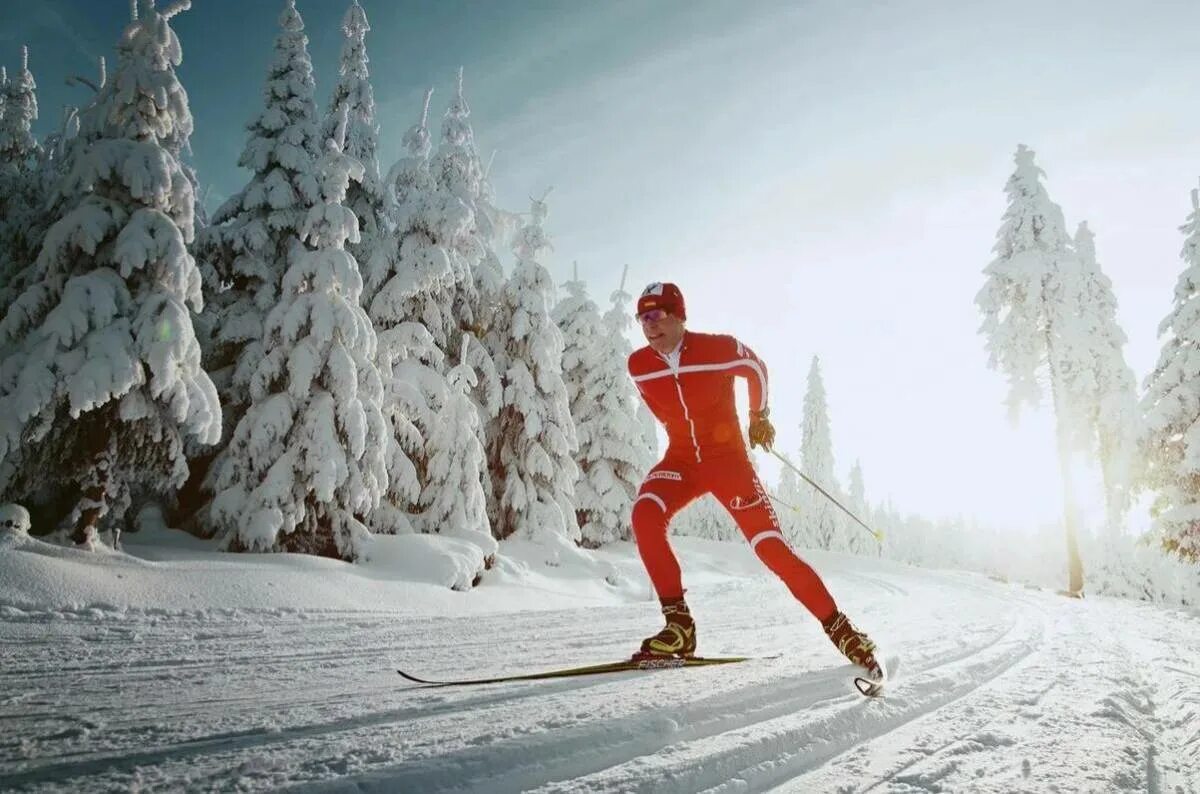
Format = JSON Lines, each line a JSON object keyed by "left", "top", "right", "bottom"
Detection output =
{"left": 647, "top": 470, "right": 682, "bottom": 482}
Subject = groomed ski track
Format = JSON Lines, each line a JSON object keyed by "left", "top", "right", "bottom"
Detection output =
{"left": 1, "top": 556, "right": 1197, "bottom": 793}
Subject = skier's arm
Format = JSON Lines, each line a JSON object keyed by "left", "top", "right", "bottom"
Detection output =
{"left": 726, "top": 337, "right": 769, "bottom": 415}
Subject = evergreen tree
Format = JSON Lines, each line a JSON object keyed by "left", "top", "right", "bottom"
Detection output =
{"left": 0, "top": 0, "right": 220, "bottom": 543}
{"left": 197, "top": 0, "right": 320, "bottom": 436}
{"left": 209, "top": 126, "right": 387, "bottom": 560}
{"left": 799, "top": 356, "right": 839, "bottom": 549}
{"left": 0, "top": 45, "right": 38, "bottom": 171}
{"left": 1142, "top": 183, "right": 1200, "bottom": 562}
{"left": 554, "top": 264, "right": 648, "bottom": 546}
{"left": 418, "top": 335, "right": 493, "bottom": 550}
{"left": 846, "top": 459, "right": 870, "bottom": 555}
{"left": 0, "top": 48, "right": 43, "bottom": 317}
{"left": 1072, "top": 221, "right": 1140, "bottom": 527}
{"left": 595, "top": 267, "right": 655, "bottom": 541}
{"left": 434, "top": 69, "right": 502, "bottom": 414}
{"left": 366, "top": 88, "right": 472, "bottom": 532}
{"left": 320, "top": 0, "right": 384, "bottom": 274}
{"left": 488, "top": 195, "right": 579, "bottom": 541}
{"left": 977, "top": 145, "right": 1135, "bottom": 593}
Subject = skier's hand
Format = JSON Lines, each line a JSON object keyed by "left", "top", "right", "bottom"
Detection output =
{"left": 748, "top": 408, "right": 775, "bottom": 450}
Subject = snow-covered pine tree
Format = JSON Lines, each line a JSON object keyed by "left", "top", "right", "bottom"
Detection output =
{"left": 0, "top": 0, "right": 220, "bottom": 544}
{"left": 197, "top": 0, "right": 321, "bottom": 440}
{"left": 488, "top": 194, "right": 579, "bottom": 542}
{"left": 552, "top": 264, "right": 603, "bottom": 537}
{"left": 846, "top": 459, "right": 871, "bottom": 555}
{"left": 553, "top": 263, "right": 647, "bottom": 546}
{"left": 320, "top": 0, "right": 384, "bottom": 275}
{"left": 184, "top": 0, "right": 322, "bottom": 529}
{"left": 365, "top": 88, "right": 476, "bottom": 534}
{"left": 433, "top": 69, "right": 502, "bottom": 416}
{"left": 977, "top": 144, "right": 1136, "bottom": 593}
{"left": 776, "top": 462, "right": 803, "bottom": 542}
{"left": 434, "top": 68, "right": 488, "bottom": 337}
{"left": 209, "top": 121, "right": 387, "bottom": 560}
{"left": 0, "top": 48, "right": 43, "bottom": 316}
{"left": 1072, "top": 221, "right": 1140, "bottom": 527}
{"left": 0, "top": 46, "right": 38, "bottom": 172}
{"left": 418, "top": 334, "right": 493, "bottom": 551}
{"left": 799, "top": 356, "right": 840, "bottom": 550}
{"left": 591, "top": 265, "right": 655, "bottom": 544}
{"left": 1142, "top": 183, "right": 1200, "bottom": 562}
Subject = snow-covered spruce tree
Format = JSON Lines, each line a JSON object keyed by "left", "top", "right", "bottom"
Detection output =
{"left": 799, "top": 356, "right": 840, "bottom": 550}
{"left": 553, "top": 265, "right": 648, "bottom": 546}
{"left": 845, "top": 459, "right": 872, "bottom": 555}
{"left": 0, "top": 46, "right": 39, "bottom": 173}
{"left": 320, "top": 0, "right": 384, "bottom": 274}
{"left": 366, "top": 88, "right": 472, "bottom": 533}
{"left": 1072, "top": 221, "right": 1140, "bottom": 527}
{"left": 591, "top": 266, "right": 655, "bottom": 543}
{"left": 209, "top": 128, "right": 387, "bottom": 560}
{"left": 488, "top": 195, "right": 579, "bottom": 542}
{"left": 0, "top": 0, "right": 220, "bottom": 544}
{"left": 435, "top": 69, "right": 490, "bottom": 337}
{"left": 418, "top": 334, "right": 494, "bottom": 553}
{"left": 1142, "top": 183, "right": 1200, "bottom": 562}
{"left": 185, "top": 0, "right": 321, "bottom": 528}
{"left": 776, "top": 461, "right": 803, "bottom": 542}
{"left": 977, "top": 145, "right": 1138, "bottom": 593}
{"left": 434, "top": 70, "right": 503, "bottom": 406}
{"left": 0, "top": 48, "right": 43, "bottom": 315}
{"left": 197, "top": 0, "right": 320, "bottom": 440}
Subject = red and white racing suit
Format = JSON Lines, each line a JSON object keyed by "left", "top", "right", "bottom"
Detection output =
{"left": 628, "top": 330, "right": 837, "bottom": 621}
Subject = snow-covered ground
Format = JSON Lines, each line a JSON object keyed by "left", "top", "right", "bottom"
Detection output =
{"left": 1, "top": 527, "right": 1198, "bottom": 793}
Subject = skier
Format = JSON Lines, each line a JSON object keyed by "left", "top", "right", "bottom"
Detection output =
{"left": 628, "top": 282, "right": 882, "bottom": 681}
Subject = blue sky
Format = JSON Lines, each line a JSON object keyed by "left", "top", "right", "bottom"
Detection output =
{"left": 4, "top": 0, "right": 1200, "bottom": 537}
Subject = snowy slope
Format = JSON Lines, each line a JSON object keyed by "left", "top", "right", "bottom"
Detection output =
{"left": 1, "top": 530, "right": 1197, "bottom": 793}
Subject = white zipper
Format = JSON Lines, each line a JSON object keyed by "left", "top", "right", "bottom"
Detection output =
{"left": 658, "top": 343, "right": 702, "bottom": 463}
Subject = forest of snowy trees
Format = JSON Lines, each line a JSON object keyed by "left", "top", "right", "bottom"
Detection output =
{"left": 0, "top": 1, "right": 1198, "bottom": 606}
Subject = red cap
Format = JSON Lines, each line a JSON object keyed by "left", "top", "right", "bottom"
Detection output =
{"left": 637, "top": 282, "right": 686, "bottom": 320}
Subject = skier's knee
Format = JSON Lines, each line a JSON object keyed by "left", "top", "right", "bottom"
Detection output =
{"left": 631, "top": 492, "right": 668, "bottom": 538}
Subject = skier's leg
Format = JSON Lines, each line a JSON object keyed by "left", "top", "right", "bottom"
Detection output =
{"left": 709, "top": 458, "right": 882, "bottom": 678}
{"left": 631, "top": 460, "right": 702, "bottom": 658}
{"left": 631, "top": 460, "right": 699, "bottom": 601}
{"left": 709, "top": 459, "right": 836, "bottom": 622}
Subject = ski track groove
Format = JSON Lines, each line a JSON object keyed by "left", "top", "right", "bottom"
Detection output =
{"left": 12, "top": 567, "right": 1184, "bottom": 793}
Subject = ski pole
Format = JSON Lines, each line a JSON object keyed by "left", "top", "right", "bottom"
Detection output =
{"left": 767, "top": 448, "right": 883, "bottom": 543}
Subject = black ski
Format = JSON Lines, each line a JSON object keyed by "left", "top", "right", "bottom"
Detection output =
{"left": 398, "top": 655, "right": 757, "bottom": 688}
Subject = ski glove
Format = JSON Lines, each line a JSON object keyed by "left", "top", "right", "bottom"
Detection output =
{"left": 748, "top": 408, "right": 775, "bottom": 450}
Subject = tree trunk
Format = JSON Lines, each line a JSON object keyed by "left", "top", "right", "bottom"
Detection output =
{"left": 72, "top": 425, "right": 112, "bottom": 545}
{"left": 1047, "top": 342, "right": 1085, "bottom": 597}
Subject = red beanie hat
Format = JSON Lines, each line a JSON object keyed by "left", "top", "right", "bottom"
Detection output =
{"left": 637, "top": 282, "right": 686, "bottom": 320}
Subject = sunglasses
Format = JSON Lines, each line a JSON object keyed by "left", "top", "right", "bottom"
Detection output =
{"left": 637, "top": 309, "right": 669, "bottom": 324}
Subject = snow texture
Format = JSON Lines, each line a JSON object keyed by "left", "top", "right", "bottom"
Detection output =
{"left": 1, "top": 530, "right": 1196, "bottom": 793}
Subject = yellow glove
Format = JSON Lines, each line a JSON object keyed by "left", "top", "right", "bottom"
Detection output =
{"left": 748, "top": 407, "right": 775, "bottom": 450}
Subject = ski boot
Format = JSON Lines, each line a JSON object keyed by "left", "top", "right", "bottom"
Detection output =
{"left": 822, "top": 610, "right": 883, "bottom": 681}
{"left": 632, "top": 596, "right": 696, "bottom": 660}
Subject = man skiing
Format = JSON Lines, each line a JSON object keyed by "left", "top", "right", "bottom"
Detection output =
{"left": 627, "top": 281, "right": 883, "bottom": 683}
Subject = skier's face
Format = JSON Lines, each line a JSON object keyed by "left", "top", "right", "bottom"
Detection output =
{"left": 640, "top": 309, "right": 685, "bottom": 353}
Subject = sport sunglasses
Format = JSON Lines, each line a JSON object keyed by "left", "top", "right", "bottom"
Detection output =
{"left": 637, "top": 308, "right": 669, "bottom": 323}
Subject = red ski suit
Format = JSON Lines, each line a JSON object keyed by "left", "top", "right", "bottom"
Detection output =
{"left": 628, "top": 331, "right": 836, "bottom": 621}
